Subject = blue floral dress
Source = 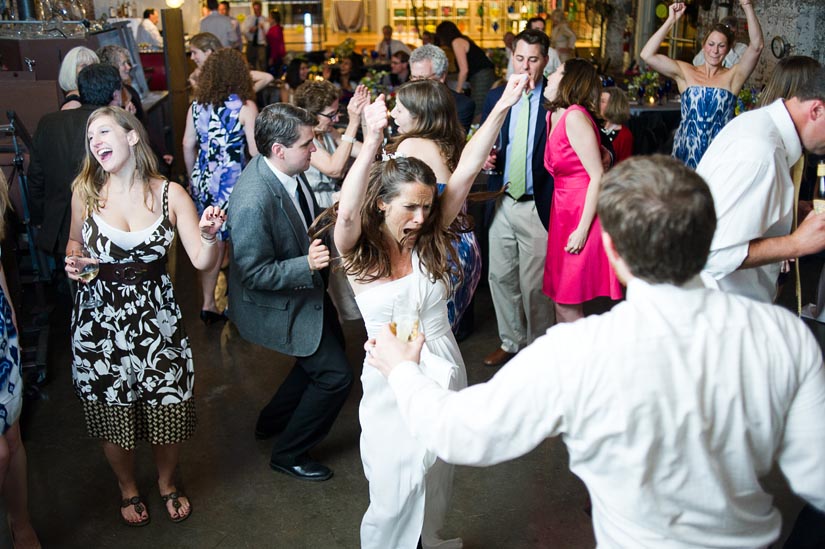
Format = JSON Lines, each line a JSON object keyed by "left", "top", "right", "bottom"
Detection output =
{"left": 672, "top": 86, "right": 736, "bottom": 169}
{"left": 190, "top": 94, "right": 247, "bottom": 240}
{"left": 0, "top": 256, "right": 22, "bottom": 435}
{"left": 437, "top": 184, "right": 481, "bottom": 330}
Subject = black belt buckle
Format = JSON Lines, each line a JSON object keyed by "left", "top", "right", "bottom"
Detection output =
{"left": 114, "top": 265, "right": 147, "bottom": 284}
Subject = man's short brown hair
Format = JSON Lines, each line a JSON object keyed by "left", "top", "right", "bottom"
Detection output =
{"left": 598, "top": 155, "right": 716, "bottom": 285}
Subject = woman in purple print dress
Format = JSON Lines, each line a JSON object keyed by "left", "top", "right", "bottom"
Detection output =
{"left": 183, "top": 48, "right": 258, "bottom": 323}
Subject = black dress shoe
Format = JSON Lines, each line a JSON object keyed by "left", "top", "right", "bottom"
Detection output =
{"left": 269, "top": 458, "right": 333, "bottom": 482}
{"left": 200, "top": 310, "right": 228, "bottom": 325}
{"left": 255, "top": 428, "right": 276, "bottom": 440}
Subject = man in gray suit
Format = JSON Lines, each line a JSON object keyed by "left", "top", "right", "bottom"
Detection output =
{"left": 227, "top": 103, "right": 353, "bottom": 482}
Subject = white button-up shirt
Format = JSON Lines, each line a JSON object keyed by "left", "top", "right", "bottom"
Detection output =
{"left": 387, "top": 277, "right": 825, "bottom": 548}
{"left": 263, "top": 157, "right": 314, "bottom": 230}
{"left": 698, "top": 99, "right": 802, "bottom": 303}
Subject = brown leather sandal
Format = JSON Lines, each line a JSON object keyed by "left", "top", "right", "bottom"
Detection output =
{"left": 120, "top": 496, "right": 150, "bottom": 527}
{"left": 160, "top": 491, "right": 192, "bottom": 523}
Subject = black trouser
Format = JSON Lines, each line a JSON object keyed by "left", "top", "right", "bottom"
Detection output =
{"left": 258, "top": 296, "right": 352, "bottom": 465}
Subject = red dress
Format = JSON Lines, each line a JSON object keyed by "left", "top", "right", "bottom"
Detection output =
{"left": 543, "top": 105, "right": 623, "bottom": 304}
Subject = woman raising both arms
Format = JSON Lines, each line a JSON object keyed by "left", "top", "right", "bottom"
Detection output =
{"left": 640, "top": 0, "right": 763, "bottom": 168}
{"left": 324, "top": 73, "right": 529, "bottom": 549}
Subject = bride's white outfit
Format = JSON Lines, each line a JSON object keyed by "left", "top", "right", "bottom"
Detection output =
{"left": 355, "top": 250, "right": 467, "bottom": 549}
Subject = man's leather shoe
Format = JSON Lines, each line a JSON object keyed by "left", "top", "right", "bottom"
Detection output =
{"left": 269, "top": 458, "right": 333, "bottom": 482}
{"left": 255, "top": 428, "right": 276, "bottom": 440}
{"left": 483, "top": 348, "right": 516, "bottom": 367}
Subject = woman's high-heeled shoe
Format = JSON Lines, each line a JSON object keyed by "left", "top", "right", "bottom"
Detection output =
{"left": 200, "top": 310, "right": 227, "bottom": 325}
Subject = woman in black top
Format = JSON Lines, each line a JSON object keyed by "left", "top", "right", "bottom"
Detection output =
{"left": 436, "top": 21, "right": 496, "bottom": 120}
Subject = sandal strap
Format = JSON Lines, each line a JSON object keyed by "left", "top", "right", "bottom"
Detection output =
{"left": 121, "top": 496, "right": 146, "bottom": 514}
{"left": 161, "top": 491, "right": 184, "bottom": 510}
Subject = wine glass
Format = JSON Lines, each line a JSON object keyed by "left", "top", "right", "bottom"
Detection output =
{"left": 389, "top": 295, "right": 420, "bottom": 343}
{"left": 72, "top": 246, "right": 103, "bottom": 309}
{"left": 481, "top": 132, "right": 502, "bottom": 176}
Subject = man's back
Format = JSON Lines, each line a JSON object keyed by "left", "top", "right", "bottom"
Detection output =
{"left": 28, "top": 106, "right": 97, "bottom": 254}
{"left": 391, "top": 279, "right": 825, "bottom": 546}
{"left": 200, "top": 12, "right": 235, "bottom": 48}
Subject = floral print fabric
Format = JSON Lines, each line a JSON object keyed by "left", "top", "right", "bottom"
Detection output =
{"left": 190, "top": 94, "right": 247, "bottom": 240}
{"left": 71, "top": 182, "right": 195, "bottom": 413}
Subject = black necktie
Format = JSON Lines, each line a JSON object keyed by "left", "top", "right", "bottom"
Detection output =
{"left": 252, "top": 17, "right": 259, "bottom": 45}
{"left": 295, "top": 178, "right": 313, "bottom": 228}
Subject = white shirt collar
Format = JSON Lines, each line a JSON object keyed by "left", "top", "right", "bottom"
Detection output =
{"left": 765, "top": 99, "right": 803, "bottom": 167}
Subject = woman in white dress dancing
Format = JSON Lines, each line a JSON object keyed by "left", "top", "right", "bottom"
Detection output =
{"left": 316, "top": 74, "right": 528, "bottom": 549}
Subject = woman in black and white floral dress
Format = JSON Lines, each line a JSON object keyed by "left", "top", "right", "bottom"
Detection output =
{"left": 65, "top": 106, "right": 225, "bottom": 527}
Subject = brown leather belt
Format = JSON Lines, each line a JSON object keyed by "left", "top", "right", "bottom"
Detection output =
{"left": 97, "top": 260, "right": 167, "bottom": 285}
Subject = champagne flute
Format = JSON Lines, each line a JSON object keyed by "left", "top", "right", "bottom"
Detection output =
{"left": 481, "top": 132, "right": 502, "bottom": 176}
{"left": 389, "top": 295, "right": 420, "bottom": 343}
{"left": 814, "top": 161, "right": 825, "bottom": 214}
{"left": 72, "top": 246, "right": 103, "bottom": 309}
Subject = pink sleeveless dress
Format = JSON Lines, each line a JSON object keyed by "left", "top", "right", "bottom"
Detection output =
{"left": 543, "top": 105, "right": 622, "bottom": 304}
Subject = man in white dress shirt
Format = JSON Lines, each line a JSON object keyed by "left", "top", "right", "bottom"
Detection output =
{"left": 699, "top": 67, "right": 825, "bottom": 302}
{"left": 367, "top": 155, "right": 825, "bottom": 548}
{"left": 375, "top": 25, "right": 411, "bottom": 62}
{"left": 136, "top": 9, "right": 163, "bottom": 49}
{"left": 243, "top": 1, "right": 269, "bottom": 71}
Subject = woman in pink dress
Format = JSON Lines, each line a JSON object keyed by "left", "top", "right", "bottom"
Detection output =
{"left": 543, "top": 59, "right": 622, "bottom": 322}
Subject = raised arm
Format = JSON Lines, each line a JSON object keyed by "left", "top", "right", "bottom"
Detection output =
{"left": 168, "top": 181, "right": 224, "bottom": 270}
{"left": 334, "top": 95, "right": 388, "bottom": 254}
{"left": 310, "top": 85, "right": 367, "bottom": 179}
{"left": 440, "top": 74, "right": 529, "bottom": 225}
{"left": 640, "top": 2, "right": 688, "bottom": 84}
{"left": 729, "top": 0, "right": 764, "bottom": 94}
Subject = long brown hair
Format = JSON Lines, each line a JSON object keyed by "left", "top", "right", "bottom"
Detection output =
{"left": 311, "top": 157, "right": 460, "bottom": 284}
{"left": 195, "top": 48, "right": 255, "bottom": 107}
{"left": 385, "top": 79, "right": 465, "bottom": 171}
{"left": 545, "top": 58, "right": 602, "bottom": 120}
{"left": 71, "top": 106, "right": 162, "bottom": 215}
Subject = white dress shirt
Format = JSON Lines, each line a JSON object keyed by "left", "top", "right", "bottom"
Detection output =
{"left": 136, "top": 18, "right": 163, "bottom": 48}
{"left": 698, "top": 99, "right": 802, "bottom": 303}
{"left": 263, "top": 157, "right": 314, "bottom": 230}
{"left": 243, "top": 15, "right": 269, "bottom": 45}
{"left": 387, "top": 277, "right": 825, "bottom": 548}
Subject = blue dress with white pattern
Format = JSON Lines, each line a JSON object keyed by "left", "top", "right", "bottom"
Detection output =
{"left": 437, "top": 184, "right": 481, "bottom": 330}
{"left": 672, "top": 86, "right": 736, "bottom": 169}
{"left": 0, "top": 253, "right": 22, "bottom": 435}
{"left": 190, "top": 94, "right": 247, "bottom": 240}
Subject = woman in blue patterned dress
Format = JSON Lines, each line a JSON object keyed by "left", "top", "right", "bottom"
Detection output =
{"left": 0, "top": 173, "right": 41, "bottom": 547}
{"left": 386, "top": 79, "right": 482, "bottom": 332}
{"left": 66, "top": 106, "right": 225, "bottom": 526}
{"left": 183, "top": 48, "right": 258, "bottom": 323}
{"left": 640, "top": 0, "right": 763, "bottom": 169}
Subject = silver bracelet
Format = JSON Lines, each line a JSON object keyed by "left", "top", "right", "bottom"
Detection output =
{"left": 201, "top": 233, "right": 217, "bottom": 246}
{"left": 341, "top": 134, "right": 356, "bottom": 144}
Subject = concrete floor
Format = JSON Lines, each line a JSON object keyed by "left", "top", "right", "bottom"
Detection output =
{"left": 1, "top": 246, "right": 817, "bottom": 548}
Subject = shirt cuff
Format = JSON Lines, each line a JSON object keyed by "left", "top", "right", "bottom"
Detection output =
{"left": 704, "top": 242, "right": 750, "bottom": 280}
{"left": 387, "top": 361, "right": 423, "bottom": 388}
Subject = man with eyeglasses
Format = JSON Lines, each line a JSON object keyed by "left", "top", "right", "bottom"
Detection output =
{"left": 409, "top": 44, "right": 474, "bottom": 131}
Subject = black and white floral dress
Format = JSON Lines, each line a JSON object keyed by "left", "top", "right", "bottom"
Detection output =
{"left": 71, "top": 182, "right": 196, "bottom": 450}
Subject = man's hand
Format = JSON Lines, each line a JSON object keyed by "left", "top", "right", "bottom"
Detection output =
{"left": 791, "top": 210, "right": 825, "bottom": 258}
{"left": 307, "top": 238, "right": 330, "bottom": 270}
{"left": 365, "top": 324, "right": 426, "bottom": 377}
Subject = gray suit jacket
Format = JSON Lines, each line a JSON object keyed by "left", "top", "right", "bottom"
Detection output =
{"left": 227, "top": 155, "right": 326, "bottom": 357}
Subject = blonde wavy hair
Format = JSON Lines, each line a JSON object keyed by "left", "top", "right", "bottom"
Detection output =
{"left": 0, "top": 170, "right": 9, "bottom": 241}
{"left": 71, "top": 106, "right": 162, "bottom": 215}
